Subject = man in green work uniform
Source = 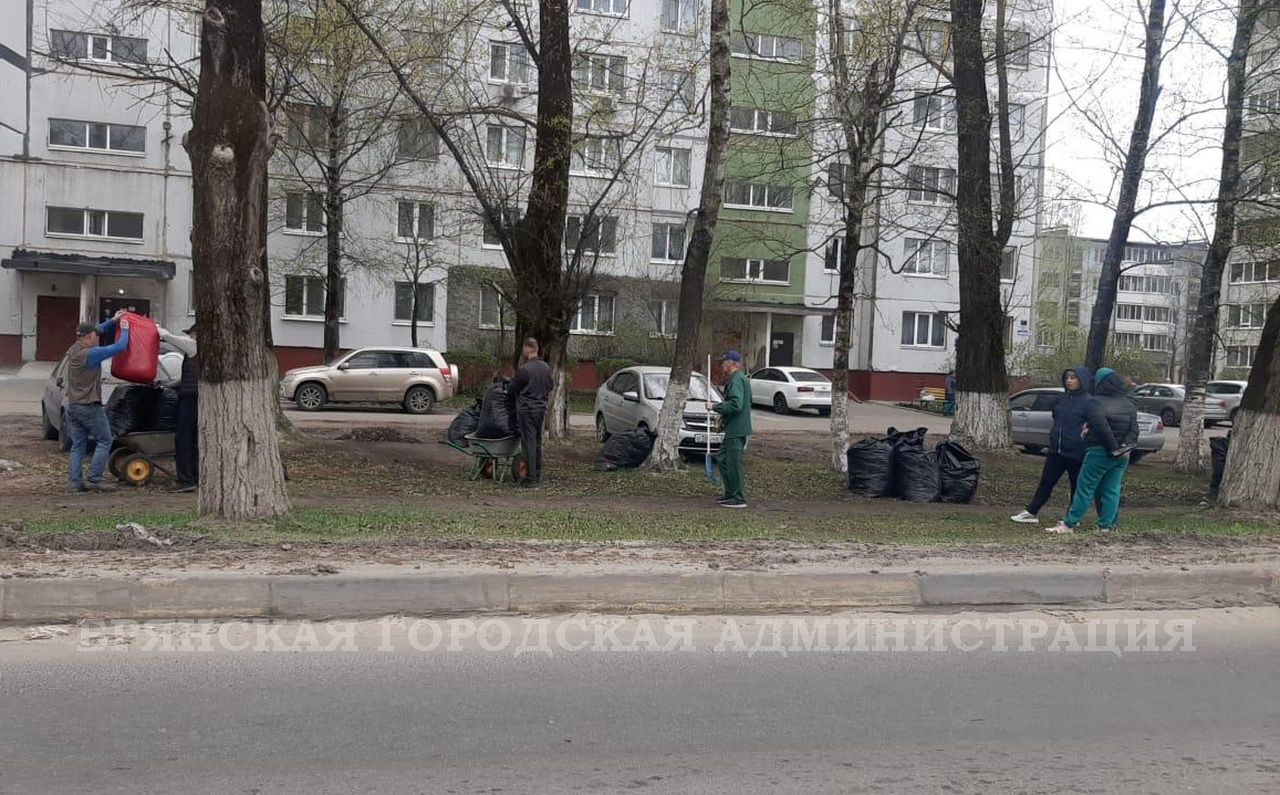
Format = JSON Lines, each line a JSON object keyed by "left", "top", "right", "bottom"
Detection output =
{"left": 711, "top": 350, "right": 752, "bottom": 509}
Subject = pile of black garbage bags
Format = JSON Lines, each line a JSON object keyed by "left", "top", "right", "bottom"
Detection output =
{"left": 447, "top": 378, "right": 515, "bottom": 447}
{"left": 594, "top": 429, "right": 655, "bottom": 471}
{"left": 106, "top": 384, "right": 180, "bottom": 438}
{"left": 846, "top": 427, "right": 980, "bottom": 503}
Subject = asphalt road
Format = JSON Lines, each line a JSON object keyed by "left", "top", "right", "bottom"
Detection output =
{"left": 1, "top": 609, "right": 1277, "bottom": 794}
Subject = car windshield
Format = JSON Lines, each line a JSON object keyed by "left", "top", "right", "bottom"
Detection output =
{"left": 644, "top": 374, "right": 721, "bottom": 402}
{"left": 788, "top": 371, "right": 829, "bottom": 383}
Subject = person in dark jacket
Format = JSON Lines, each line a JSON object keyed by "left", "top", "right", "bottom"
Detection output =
{"left": 944, "top": 370, "right": 956, "bottom": 416}
{"left": 508, "top": 337, "right": 554, "bottom": 488}
{"left": 159, "top": 324, "right": 199, "bottom": 492}
{"left": 1010, "top": 366, "right": 1095, "bottom": 524}
{"left": 1048, "top": 367, "right": 1139, "bottom": 533}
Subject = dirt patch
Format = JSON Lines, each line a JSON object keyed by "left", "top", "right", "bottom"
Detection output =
{"left": 333, "top": 427, "right": 423, "bottom": 444}
{"left": 0, "top": 522, "right": 225, "bottom": 553}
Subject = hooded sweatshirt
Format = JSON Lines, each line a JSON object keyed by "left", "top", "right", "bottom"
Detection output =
{"left": 1050, "top": 365, "right": 1094, "bottom": 461}
{"left": 1085, "top": 367, "right": 1140, "bottom": 453}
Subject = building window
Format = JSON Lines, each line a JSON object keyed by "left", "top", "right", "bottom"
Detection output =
{"left": 285, "top": 275, "right": 344, "bottom": 318}
{"left": 912, "top": 92, "right": 955, "bottom": 131}
{"left": 573, "top": 53, "right": 627, "bottom": 95}
{"left": 576, "top": 0, "right": 627, "bottom": 16}
{"left": 654, "top": 146, "right": 691, "bottom": 186}
{"left": 479, "top": 284, "right": 514, "bottom": 329}
{"left": 285, "top": 104, "right": 328, "bottom": 148}
{"left": 906, "top": 166, "right": 955, "bottom": 204}
{"left": 396, "top": 201, "right": 435, "bottom": 241}
{"left": 1226, "top": 345, "right": 1257, "bottom": 368}
{"left": 46, "top": 207, "right": 143, "bottom": 240}
{"left": 904, "top": 238, "right": 948, "bottom": 277}
{"left": 397, "top": 117, "right": 439, "bottom": 159}
{"left": 1228, "top": 302, "right": 1269, "bottom": 328}
{"left": 1246, "top": 88, "right": 1280, "bottom": 116}
{"left": 48, "top": 119, "right": 145, "bottom": 153}
{"left": 1229, "top": 260, "right": 1280, "bottom": 283}
{"left": 725, "top": 181, "right": 794, "bottom": 211}
{"left": 394, "top": 282, "right": 435, "bottom": 323}
{"left": 50, "top": 30, "right": 147, "bottom": 63}
{"left": 1000, "top": 246, "right": 1017, "bottom": 281}
{"left": 1006, "top": 102, "right": 1026, "bottom": 139}
{"left": 658, "top": 70, "right": 696, "bottom": 110}
{"left": 721, "top": 257, "right": 790, "bottom": 284}
{"left": 901, "top": 311, "right": 947, "bottom": 348}
{"left": 1117, "top": 274, "right": 1172, "bottom": 293}
{"left": 729, "top": 33, "right": 803, "bottom": 62}
{"left": 571, "top": 136, "right": 622, "bottom": 175}
{"left": 827, "top": 162, "right": 854, "bottom": 199}
{"left": 661, "top": 0, "right": 696, "bottom": 31}
{"left": 485, "top": 125, "right": 526, "bottom": 168}
{"left": 1143, "top": 305, "right": 1171, "bottom": 323}
{"left": 649, "top": 299, "right": 678, "bottom": 336}
{"left": 565, "top": 215, "right": 618, "bottom": 255}
{"left": 1117, "top": 303, "right": 1143, "bottom": 321}
{"left": 572, "top": 293, "right": 615, "bottom": 334}
{"left": 1004, "top": 29, "right": 1031, "bottom": 68}
{"left": 1114, "top": 332, "right": 1143, "bottom": 348}
{"left": 651, "top": 222, "right": 686, "bottom": 262}
{"left": 914, "top": 22, "right": 950, "bottom": 57}
{"left": 1142, "top": 333, "right": 1170, "bottom": 352}
{"left": 820, "top": 314, "right": 837, "bottom": 344}
{"left": 824, "top": 237, "right": 844, "bottom": 272}
{"left": 489, "top": 42, "right": 530, "bottom": 84}
{"left": 729, "top": 107, "right": 798, "bottom": 136}
{"left": 284, "top": 192, "right": 326, "bottom": 233}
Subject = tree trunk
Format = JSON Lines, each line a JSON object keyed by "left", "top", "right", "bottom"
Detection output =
{"left": 188, "top": 0, "right": 290, "bottom": 520}
{"left": 1177, "top": 0, "right": 1259, "bottom": 473}
{"left": 323, "top": 149, "right": 344, "bottom": 363}
{"left": 648, "top": 0, "right": 731, "bottom": 471}
{"left": 410, "top": 282, "right": 420, "bottom": 348}
{"left": 949, "top": 0, "right": 1010, "bottom": 450}
{"left": 1084, "top": 0, "right": 1167, "bottom": 370}
{"left": 1219, "top": 296, "right": 1280, "bottom": 509}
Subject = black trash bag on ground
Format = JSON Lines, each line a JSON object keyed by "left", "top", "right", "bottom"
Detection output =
{"left": 447, "top": 404, "right": 482, "bottom": 447}
{"left": 1209, "top": 435, "right": 1231, "bottom": 500}
{"left": 154, "top": 387, "right": 180, "bottom": 432}
{"left": 846, "top": 436, "right": 895, "bottom": 497}
{"left": 891, "top": 427, "right": 940, "bottom": 503}
{"left": 936, "top": 441, "right": 980, "bottom": 504}
{"left": 106, "top": 384, "right": 163, "bottom": 437}
{"left": 477, "top": 378, "right": 513, "bottom": 439}
{"left": 594, "top": 429, "right": 655, "bottom": 471}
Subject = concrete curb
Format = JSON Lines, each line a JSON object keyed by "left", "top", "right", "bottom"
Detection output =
{"left": 1, "top": 566, "right": 1276, "bottom": 623}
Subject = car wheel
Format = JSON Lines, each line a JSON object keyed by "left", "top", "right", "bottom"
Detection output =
{"left": 41, "top": 405, "right": 58, "bottom": 441}
{"left": 59, "top": 413, "right": 71, "bottom": 452}
{"left": 595, "top": 413, "right": 610, "bottom": 443}
{"left": 1128, "top": 451, "right": 1146, "bottom": 464}
{"left": 403, "top": 385, "right": 435, "bottom": 415}
{"left": 772, "top": 393, "right": 789, "bottom": 414}
{"left": 294, "top": 383, "right": 328, "bottom": 411}
{"left": 818, "top": 407, "right": 831, "bottom": 417}
{"left": 1021, "top": 444, "right": 1044, "bottom": 455}
{"left": 1160, "top": 408, "right": 1177, "bottom": 428}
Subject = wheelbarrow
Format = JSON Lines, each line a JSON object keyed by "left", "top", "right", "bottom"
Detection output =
{"left": 441, "top": 433, "right": 527, "bottom": 483}
{"left": 108, "top": 431, "right": 176, "bottom": 487}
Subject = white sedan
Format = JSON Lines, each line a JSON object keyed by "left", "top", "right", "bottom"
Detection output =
{"left": 748, "top": 366, "right": 834, "bottom": 415}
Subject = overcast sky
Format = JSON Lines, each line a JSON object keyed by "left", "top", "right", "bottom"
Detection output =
{"left": 1046, "top": 0, "right": 1234, "bottom": 243}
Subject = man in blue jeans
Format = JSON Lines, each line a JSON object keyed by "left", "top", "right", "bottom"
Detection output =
{"left": 64, "top": 314, "right": 130, "bottom": 493}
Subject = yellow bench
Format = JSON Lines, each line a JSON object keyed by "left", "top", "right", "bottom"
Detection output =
{"left": 919, "top": 387, "right": 947, "bottom": 402}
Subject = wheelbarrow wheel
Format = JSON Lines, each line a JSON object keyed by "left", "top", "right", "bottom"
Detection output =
{"left": 108, "top": 448, "right": 130, "bottom": 481}
{"left": 121, "top": 454, "right": 154, "bottom": 487}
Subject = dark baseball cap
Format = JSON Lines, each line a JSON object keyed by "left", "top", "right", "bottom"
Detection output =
{"left": 76, "top": 322, "right": 97, "bottom": 336}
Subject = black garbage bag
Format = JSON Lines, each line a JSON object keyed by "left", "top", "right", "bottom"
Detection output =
{"left": 106, "top": 384, "right": 163, "bottom": 437}
{"left": 936, "top": 441, "right": 980, "bottom": 504}
{"left": 594, "top": 429, "right": 655, "bottom": 471}
{"left": 891, "top": 427, "right": 940, "bottom": 502}
{"left": 847, "top": 436, "right": 895, "bottom": 497}
{"left": 477, "top": 378, "right": 513, "bottom": 439}
{"left": 447, "top": 404, "right": 482, "bottom": 447}
{"left": 154, "top": 387, "right": 180, "bottom": 433}
{"left": 1209, "top": 435, "right": 1231, "bottom": 500}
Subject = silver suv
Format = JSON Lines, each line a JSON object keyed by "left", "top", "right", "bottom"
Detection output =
{"left": 280, "top": 347, "right": 458, "bottom": 414}
{"left": 594, "top": 366, "right": 723, "bottom": 454}
{"left": 1206, "top": 380, "right": 1247, "bottom": 424}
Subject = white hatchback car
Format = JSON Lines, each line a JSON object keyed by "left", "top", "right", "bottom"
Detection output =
{"left": 594, "top": 366, "right": 723, "bottom": 454}
{"left": 748, "top": 366, "right": 834, "bottom": 415}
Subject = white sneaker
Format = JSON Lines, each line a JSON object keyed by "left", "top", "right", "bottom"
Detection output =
{"left": 1010, "top": 510, "right": 1039, "bottom": 524}
{"left": 1046, "top": 522, "right": 1074, "bottom": 534}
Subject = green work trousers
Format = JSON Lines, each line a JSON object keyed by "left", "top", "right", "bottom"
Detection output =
{"left": 718, "top": 436, "right": 747, "bottom": 501}
{"left": 1063, "top": 445, "right": 1130, "bottom": 528}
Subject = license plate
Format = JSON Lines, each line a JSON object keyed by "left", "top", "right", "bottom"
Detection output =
{"left": 695, "top": 433, "right": 723, "bottom": 444}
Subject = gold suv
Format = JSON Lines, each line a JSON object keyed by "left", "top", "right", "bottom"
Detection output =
{"left": 280, "top": 347, "right": 459, "bottom": 414}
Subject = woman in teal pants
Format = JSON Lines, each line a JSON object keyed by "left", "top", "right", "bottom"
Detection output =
{"left": 1047, "top": 367, "right": 1138, "bottom": 534}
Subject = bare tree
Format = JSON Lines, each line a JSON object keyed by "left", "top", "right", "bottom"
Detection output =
{"left": 646, "top": 0, "right": 731, "bottom": 471}
{"left": 187, "top": 0, "right": 290, "bottom": 519}
{"left": 1219, "top": 293, "right": 1280, "bottom": 508}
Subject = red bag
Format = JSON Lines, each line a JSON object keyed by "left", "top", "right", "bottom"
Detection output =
{"left": 111, "top": 312, "right": 160, "bottom": 384}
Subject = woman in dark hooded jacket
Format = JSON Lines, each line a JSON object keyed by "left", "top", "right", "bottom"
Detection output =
{"left": 1010, "top": 366, "right": 1094, "bottom": 524}
{"left": 1048, "top": 367, "right": 1139, "bottom": 533}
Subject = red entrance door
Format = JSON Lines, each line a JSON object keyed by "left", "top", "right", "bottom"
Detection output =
{"left": 35, "top": 295, "right": 81, "bottom": 361}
